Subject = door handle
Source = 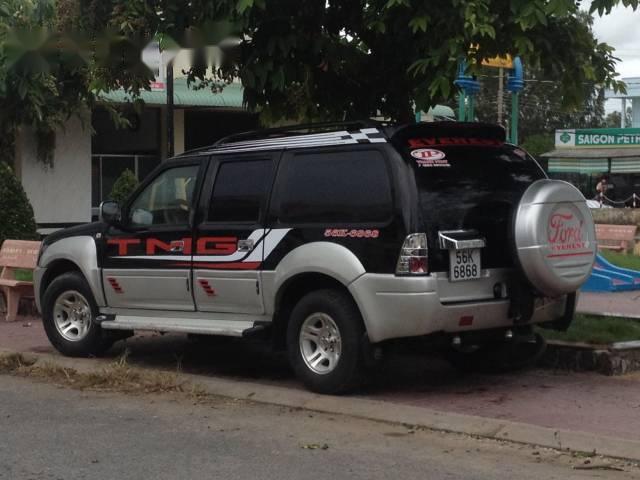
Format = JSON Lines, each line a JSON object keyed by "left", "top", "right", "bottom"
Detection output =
{"left": 170, "top": 240, "right": 185, "bottom": 253}
{"left": 237, "top": 239, "right": 255, "bottom": 252}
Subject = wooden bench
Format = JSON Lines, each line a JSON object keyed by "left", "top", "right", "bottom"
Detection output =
{"left": 595, "top": 224, "right": 638, "bottom": 254}
{"left": 0, "top": 240, "right": 41, "bottom": 322}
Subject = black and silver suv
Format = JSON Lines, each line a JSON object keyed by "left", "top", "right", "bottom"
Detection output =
{"left": 35, "top": 121, "right": 597, "bottom": 393}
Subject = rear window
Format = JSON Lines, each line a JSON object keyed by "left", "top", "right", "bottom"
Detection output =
{"left": 274, "top": 149, "right": 392, "bottom": 224}
{"left": 411, "top": 145, "right": 545, "bottom": 217}
{"left": 407, "top": 144, "right": 545, "bottom": 270}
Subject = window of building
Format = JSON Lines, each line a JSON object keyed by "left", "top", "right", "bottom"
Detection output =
{"left": 91, "top": 155, "right": 161, "bottom": 208}
{"left": 208, "top": 160, "right": 274, "bottom": 223}
{"left": 275, "top": 149, "right": 392, "bottom": 224}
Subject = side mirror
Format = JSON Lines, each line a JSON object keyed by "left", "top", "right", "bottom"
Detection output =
{"left": 100, "top": 201, "right": 121, "bottom": 225}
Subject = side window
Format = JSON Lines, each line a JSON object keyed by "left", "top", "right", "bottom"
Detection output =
{"left": 208, "top": 160, "right": 274, "bottom": 223}
{"left": 129, "top": 165, "right": 199, "bottom": 227}
{"left": 276, "top": 149, "right": 392, "bottom": 223}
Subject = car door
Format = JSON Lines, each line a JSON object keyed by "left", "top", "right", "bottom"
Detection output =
{"left": 192, "top": 154, "right": 278, "bottom": 314}
{"left": 102, "top": 159, "right": 204, "bottom": 311}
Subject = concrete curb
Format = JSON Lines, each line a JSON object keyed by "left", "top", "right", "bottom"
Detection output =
{"left": 576, "top": 309, "right": 640, "bottom": 320}
{"left": 541, "top": 340, "right": 640, "bottom": 375}
{"left": 3, "top": 348, "right": 640, "bottom": 462}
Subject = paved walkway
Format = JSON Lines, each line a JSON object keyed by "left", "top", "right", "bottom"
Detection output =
{"left": 578, "top": 291, "right": 640, "bottom": 319}
{"left": 2, "top": 317, "right": 639, "bottom": 443}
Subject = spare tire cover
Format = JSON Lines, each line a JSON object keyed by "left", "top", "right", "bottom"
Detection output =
{"left": 514, "top": 179, "right": 596, "bottom": 297}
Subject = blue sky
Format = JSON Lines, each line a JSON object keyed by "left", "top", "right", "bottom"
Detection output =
{"left": 589, "top": 2, "right": 640, "bottom": 79}
{"left": 583, "top": 2, "right": 640, "bottom": 113}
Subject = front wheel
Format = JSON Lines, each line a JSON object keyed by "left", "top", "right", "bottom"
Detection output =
{"left": 286, "top": 289, "right": 365, "bottom": 394}
{"left": 42, "top": 272, "right": 113, "bottom": 357}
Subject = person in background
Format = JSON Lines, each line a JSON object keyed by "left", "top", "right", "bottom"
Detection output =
{"left": 595, "top": 176, "right": 608, "bottom": 203}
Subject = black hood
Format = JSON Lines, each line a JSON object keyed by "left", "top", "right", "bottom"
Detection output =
{"left": 43, "top": 222, "right": 106, "bottom": 246}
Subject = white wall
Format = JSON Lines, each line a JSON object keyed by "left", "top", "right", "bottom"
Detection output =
{"left": 16, "top": 116, "right": 92, "bottom": 228}
{"left": 174, "top": 109, "right": 185, "bottom": 155}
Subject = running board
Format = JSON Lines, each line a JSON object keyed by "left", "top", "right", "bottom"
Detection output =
{"left": 100, "top": 316, "right": 257, "bottom": 337}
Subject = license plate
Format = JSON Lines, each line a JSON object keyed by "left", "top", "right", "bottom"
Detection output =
{"left": 449, "top": 249, "right": 481, "bottom": 282}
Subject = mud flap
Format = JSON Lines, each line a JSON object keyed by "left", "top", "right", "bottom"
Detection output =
{"left": 539, "top": 292, "right": 576, "bottom": 332}
{"left": 508, "top": 280, "right": 535, "bottom": 324}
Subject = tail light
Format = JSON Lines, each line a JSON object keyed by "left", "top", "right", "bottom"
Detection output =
{"left": 396, "top": 233, "right": 428, "bottom": 275}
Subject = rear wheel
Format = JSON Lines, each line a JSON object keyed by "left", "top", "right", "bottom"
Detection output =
{"left": 287, "top": 289, "right": 365, "bottom": 394}
{"left": 42, "top": 272, "right": 113, "bottom": 357}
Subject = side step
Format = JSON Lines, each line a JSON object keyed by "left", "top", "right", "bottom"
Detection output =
{"left": 100, "top": 316, "right": 257, "bottom": 337}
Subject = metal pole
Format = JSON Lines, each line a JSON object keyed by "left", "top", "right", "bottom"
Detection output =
{"left": 166, "top": 60, "right": 174, "bottom": 158}
{"left": 467, "top": 96, "right": 475, "bottom": 122}
{"left": 510, "top": 92, "right": 519, "bottom": 145}
{"left": 458, "top": 92, "right": 466, "bottom": 121}
{"left": 497, "top": 68, "right": 504, "bottom": 125}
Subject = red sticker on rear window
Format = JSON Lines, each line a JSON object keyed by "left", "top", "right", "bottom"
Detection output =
{"left": 408, "top": 137, "right": 503, "bottom": 147}
{"left": 410, "top": 149, "right": 450, "bottom": 168}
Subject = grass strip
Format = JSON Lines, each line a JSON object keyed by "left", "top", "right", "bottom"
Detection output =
{"left": 541, "top": 313, "right": 640, "bottom": 345}
{"left": 599, "top": 251, "right": 640, "bottom": 272}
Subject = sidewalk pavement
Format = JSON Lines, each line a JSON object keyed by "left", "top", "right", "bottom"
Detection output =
{"left": 578, "top": 291, "right": 640, "bottom": 319}
{"left": 1, "top": 317, "right": 640, "bottom": 460}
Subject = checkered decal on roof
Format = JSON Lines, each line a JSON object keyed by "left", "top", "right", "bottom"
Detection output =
{"left": 206, "top": 127, "right": 387, "bottom": 154}
{"left": 339, "top": 128, "right": 387, "bottom": 144}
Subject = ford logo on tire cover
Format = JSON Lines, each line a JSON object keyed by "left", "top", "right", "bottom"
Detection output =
{"left": 514, "top": 179, "right": 597, "bottom": 297}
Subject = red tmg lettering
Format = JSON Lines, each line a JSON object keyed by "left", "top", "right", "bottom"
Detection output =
{"left": 146, "top": 238, "right": 192, "bottom": 255}
{"left": 196, "top": 237, "right": 237, "bottom": 255}
{"left": 107, "top": 238, "right": 141, "bottom": 256}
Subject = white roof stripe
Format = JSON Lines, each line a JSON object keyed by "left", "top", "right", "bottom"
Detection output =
{"left": 202, "top": 128, "right": 386, "bottom": 155}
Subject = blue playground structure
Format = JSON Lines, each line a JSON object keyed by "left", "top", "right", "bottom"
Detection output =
{"left": 582, "top": 254, "right": 640, "bottom": 292}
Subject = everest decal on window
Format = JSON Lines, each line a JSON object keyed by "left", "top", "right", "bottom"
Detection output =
{"left": 410, "top": 149, "right": 450, "bottom": 168}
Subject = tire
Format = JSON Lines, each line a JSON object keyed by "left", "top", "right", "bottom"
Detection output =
{"left": 42, "top": 272, "right": 113, "bottom": 357}
{"left": 513, "top": 179, "right": 596, "bottom": 297}
{"left": 286, "top": 289, "right": 365, "bottom": 394}
{"left": 446, "top": 333, "right": 547, "bottom": 374}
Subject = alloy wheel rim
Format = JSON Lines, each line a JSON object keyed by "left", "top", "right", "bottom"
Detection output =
{"left": 299, "top": 312, "right": 342, "bottom": 375}
{"left": 53, "top": 290, "right": 92, "bottom": 342}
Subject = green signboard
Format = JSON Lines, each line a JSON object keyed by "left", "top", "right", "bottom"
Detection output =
{"left": 555, "top": 128, "right": 640, "bottom": 147}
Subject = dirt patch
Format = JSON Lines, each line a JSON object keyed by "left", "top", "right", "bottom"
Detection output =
{"left": 0, "top": 351, "right": 211, "bottom": 398}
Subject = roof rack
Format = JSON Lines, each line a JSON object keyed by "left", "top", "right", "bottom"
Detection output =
{"left": 178, "top": 119, "right": 393, "bottom": 156}
{"left": 213, "top": 119, "right": 386, "bottom": 147}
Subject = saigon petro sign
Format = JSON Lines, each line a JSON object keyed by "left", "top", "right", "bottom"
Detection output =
{"left": 555, "top": 128, "right": 640, "bottom": 147}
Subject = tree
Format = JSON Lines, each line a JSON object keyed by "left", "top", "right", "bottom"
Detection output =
{"left": 0, "top": 0, "right": 149, "bottom": 166}
{"left": 109, "top": 169, "right": 139, "bottom": 205}
{"left": 2, "top": 0, "right": 639, "bottom": 149}
{"left": 0, "top": 162, "right": 38, "bottom": 245}
{"left": 473, "top": 12, "right": 609, "bottom": 143}
{"left": 106, "top": 0, "right": 637, "bottom": 122}
{"left": 520, "top": 133, "right": 554, "bottom": 158}
{"left": 605, "top": 107, "right": 633, "bottom": 128}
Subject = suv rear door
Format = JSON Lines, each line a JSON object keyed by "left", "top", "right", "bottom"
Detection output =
{"left": 408, "top": 143, "right": 545, "bottom": 273}
{"left": 192, "top": 153, "right": 277, "bottom": 314}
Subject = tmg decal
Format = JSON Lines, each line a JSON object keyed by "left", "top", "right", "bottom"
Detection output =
{"left": 105, "top": 229, "right": 291, "bottom": 269}
{"left": 107, "top": 237, "right": 238, "bottom": 256}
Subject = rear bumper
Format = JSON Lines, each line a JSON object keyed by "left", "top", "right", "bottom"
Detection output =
{"left": 349, "top": 273, "right": 568, "bottom": 343}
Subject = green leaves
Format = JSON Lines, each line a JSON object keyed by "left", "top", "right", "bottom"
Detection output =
{"left": 384, "top": 0, "right": 409, "bottom": 9}
{"left": 109, "top": 169, "right": 139, "bottom": 205}
{"left": 236, "top": 0, "right": 255, "bottom": 14}
{"left": 408, "top": 16, "right": 428, "bottom": 33}
{"left": 2, "top": 0, "right": 640, "bottom": 147}
{"left": 0, "top": 162, "right": 38, "bottom": 245}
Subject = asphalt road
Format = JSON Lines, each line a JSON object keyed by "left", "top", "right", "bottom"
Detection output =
{"left": 1, "top": 375, "right": 638, "bottom": 480}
